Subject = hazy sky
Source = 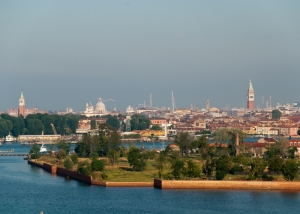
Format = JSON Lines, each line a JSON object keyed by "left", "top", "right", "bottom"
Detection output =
{"left": 1, "top": 1, "right": 299, "bottom": 111}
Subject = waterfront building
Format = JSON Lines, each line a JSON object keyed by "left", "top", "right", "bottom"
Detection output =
{"left": 247, "top": 80, "right": 255, "bottom": 109}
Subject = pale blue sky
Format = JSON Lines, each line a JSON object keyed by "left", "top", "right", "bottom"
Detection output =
{"left": 1, "top": 1, "right": 299, "bottom": 111}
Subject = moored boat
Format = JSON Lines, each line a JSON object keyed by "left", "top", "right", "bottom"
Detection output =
{"left": 40, "top": 144, "right": 47, "bottom": 153}
{"left": 5, "top": 133, "right": 15, "bottom": 142}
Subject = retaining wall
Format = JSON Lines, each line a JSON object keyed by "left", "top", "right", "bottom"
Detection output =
{"left": 154, "top": 179, "right": 300, "bottom": 190}
{"left": 56, "top": 167, "right": 92, "bottom": 184}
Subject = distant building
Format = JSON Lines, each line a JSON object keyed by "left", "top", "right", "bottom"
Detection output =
{"left": 247, "top": 80, "right": 255, "bottom": 109}
{"left": 7, "top": 90, "right": 46, "bottom": 117}
{"left": 83, "top": 98, "right": 108, "bottom": 117}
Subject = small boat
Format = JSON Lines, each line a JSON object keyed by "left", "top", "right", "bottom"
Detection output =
{"left": 40, "top": 144, "right": 47, "bottom": 153}
{"left": 5, "top": 133, "right": 15, "bottom": 142}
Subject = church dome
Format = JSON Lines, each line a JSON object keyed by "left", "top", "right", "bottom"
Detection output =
{"left": 95, "top": 98, "right": 106, "bottom": 113}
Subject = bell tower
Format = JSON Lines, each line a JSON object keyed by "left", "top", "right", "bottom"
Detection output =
{"left": 247, "top": 80, "right": 254, "bottom": 109}
{"left": 19, "top": 90, "right": 25, "bottom": 117}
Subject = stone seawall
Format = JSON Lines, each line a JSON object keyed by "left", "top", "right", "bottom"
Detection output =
{"left": 56, "top": 167, "right": 92, "bottom": 184}
{"left": 154, "top": 179, "right": 300, "bottom": 190}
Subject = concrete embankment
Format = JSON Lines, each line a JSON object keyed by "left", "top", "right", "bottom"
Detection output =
{"left": 28, "top": 160, "right": 153, "bottom": 187}
{"left": 28, "top": 161, "right": 300, "bottom": 190}
{"left": 154, "top": 179, "right": 300, "bottom": 190}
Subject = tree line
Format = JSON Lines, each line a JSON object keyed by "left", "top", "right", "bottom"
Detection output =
{"left": 0, "top": 113, "right": 81, "bottom": 137}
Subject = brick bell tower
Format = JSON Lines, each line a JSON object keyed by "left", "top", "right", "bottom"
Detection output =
{"left": 247, "top": 80, "right": 254, "bottom": 109}
{"left": 19, "top": 90, "right": 25, "bottom": 117}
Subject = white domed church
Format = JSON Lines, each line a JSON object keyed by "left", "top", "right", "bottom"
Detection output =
{"left": 83, "top": 98, "right": 108, "bottom": 117}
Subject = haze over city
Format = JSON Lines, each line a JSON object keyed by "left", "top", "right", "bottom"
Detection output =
{"left": 1, "top": 1, "right": 299, "bottom": 111}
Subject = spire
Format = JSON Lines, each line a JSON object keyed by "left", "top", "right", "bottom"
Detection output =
{"left": 20, "top": 90, "right": 24, "bottom": 98}
{"left": 249, "top": 80, "right": 254, "bottom": 91}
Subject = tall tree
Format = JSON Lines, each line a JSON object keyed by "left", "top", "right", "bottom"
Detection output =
{"left": 272, "top": 109, "right": 282, "bottom": 119}
{"left": 174, "top": 132, "right": 193, "bottom": 157}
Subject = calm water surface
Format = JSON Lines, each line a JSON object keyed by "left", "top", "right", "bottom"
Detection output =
{"left": 1, "top": 142, "right": 300, "bottom": 214}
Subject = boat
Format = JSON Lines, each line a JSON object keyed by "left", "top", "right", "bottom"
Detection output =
{"left": 40, "top": 144, "right": 47, "bottom": 153}
{"left": 5, "top": 133, "right": 15, "bottom": 142}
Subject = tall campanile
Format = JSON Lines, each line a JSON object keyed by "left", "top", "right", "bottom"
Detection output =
{"left": 19, "top": 90, "right": 25, "bottom": 117}
{"left": 247, "top": 80, "right": 254, "bottom": 109}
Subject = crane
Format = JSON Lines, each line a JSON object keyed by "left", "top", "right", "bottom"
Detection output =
{"left": 51, "top": 123, "right": 57, "bottom": 135}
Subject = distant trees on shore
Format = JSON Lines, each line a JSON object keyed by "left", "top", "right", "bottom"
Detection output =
{"left": 0, "top": 113, "right": 81, "bottom": 137}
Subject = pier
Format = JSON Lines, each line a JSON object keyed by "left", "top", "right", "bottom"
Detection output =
{"left": 0, "top": 153, "right": 28, "bottom": 156}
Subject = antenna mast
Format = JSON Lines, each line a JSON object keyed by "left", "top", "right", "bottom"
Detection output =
{"left": 150, "top": 93, "right": 152, "bottom": 109}
{"left": 172, "top": 91, "right": 175, "bottom": 115}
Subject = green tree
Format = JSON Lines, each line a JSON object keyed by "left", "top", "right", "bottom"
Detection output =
{"left": 151, "top": 125, "right": 162, "bottom": 130}
{"left": 184, "top": 160, "right": 201, "bottom": 179}
{"left": 106, "top": 116, "right": 120, "bottom": 130}
{"left": 281, "top": 159, "right": 299, "bottom": 181}
{"left": 156, "top": 151, "right": 168, "bottom": 178}
{"left": 56, "top": 140, "right": 71, "bottom": 154}
{"left": 171, "top": 159, "right": 186, "bottom": 179}
{"left": 130, "top": 114, "right": 150, "bottom": 130}
{"left": 0, "top": 120, "right": 9, "bottom": 138}
{"left": 64, "top": 158, "right": 74, "bottom": 169}
{"left": 26, "top": 119, "right": 44, "bottom": 135}
{"left": 268, "top": 156, "right": 284, "bottom": 177}
{"left": 77, "top": 161, "right": 92, "bottom": 175}
{"left": 91, "top": 158, "right": 106, "bottom": 172}
{"left": 272, "top": 109, "right": 282, "bottom": 119}
{"left": 215, "top": 155, "right": 231, "bottom": 180}
{"left": 174, "top": 132, "right": 193, "bottom": 157}
{"left": 127, "top": 146, "right": 146, "bottom": 171}
{"left": 57, "top": 149, "right": 67, "bottom": 160}
{"left": 265, "top": 139, "right": 289, "bottom": 159}
{"left": 107, "top": 149, "right": 119, "bottom": 165}
{"left": 29, "top": 144, "right": 40, "bottom": 160}
{"left": 90, "top": 120, "right": 96, "bottom": 130}
{"left": 70, "top": 153, "right": 79, "bottom": 164}
{"left": 288, "top": 147, "right": 298, "bottom": 159}
{"left": 248, "top": 158, "right": 267, "bottom": 180}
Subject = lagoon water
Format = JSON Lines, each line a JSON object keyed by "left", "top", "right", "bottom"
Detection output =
{"left": 1, "top": 142, "right": 300, "bottom": 214}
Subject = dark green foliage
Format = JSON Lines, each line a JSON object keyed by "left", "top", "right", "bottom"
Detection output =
{"left": 0, "top": 120, "right": 9, "bottom": 138}
{"left": 128, "top": 146, "right": 146, "bottom": 171}
{"left": 281, "top": 159, "right": 299, "bottom": 181}
{"left": 229, "top": 164, "right": 244, "bottom": 174}
{"left": 262, "top": 174, "right": 275, "bottom": 181}
{"left": 106, "top": 115, "right": 120, "bottom": 129}
{"left": 185, "top": 160, "right": 201, "bottom": 179}
{"left": 90, "top": 120, "right": 96, "bottom": 129}
{"left": 272, "top": 109, "right": 282, "bottom": 119}
{"left": 91, "top": 159, "right": 106, "bottom": 172}
{"left": 265, "top": 139, "right": 288, "bottom": 159}
{"left": 64, "top": 158, "right": 74, "bottom": 169}
{"left": 56, "top": 140, "right": 71, "bottom": 154}
{"left": 107, "top": 149, "right": 119, "bottom": 165}
{"left": 144, "top": 150, "right": 157, "bottom": 160}
{"left": 268, "top": 156, "right": 284, "bottom": 175}
{"left": 74, "top": 141, "right": 89, "bottom": 157}
{"left": 248, "top": 158, "right": 267, "bottom": 180}
{"left": 130, "top": 114, "right": 150, "bottom": 130}
{"left": 77, "top": 161, "right": 92, "bottom": 175}
{"left": 171, "top": 159, "right": 186, "bottom": 179}
{"left": 150, "top": 125, "right": 162, "bottom": 130}
{"left": 215, "top": 155, "right": 230, "bottom": 180}
{"left": 174, "top": 132, "right": 193, "bottom": 157}
{"left": 29, "top": 144, "right": 40, "bottom": 159}
{"left": 26, "top": 119, "right": 44, "bottom": 135}
{"left": 57, "top": 149, "right": 67, "bottom": 160}
{"left": 288, "top": 147, "right": 298, "bottom": 159}
{"left": 70, "top": 154, "right": 79, "bottom": 164}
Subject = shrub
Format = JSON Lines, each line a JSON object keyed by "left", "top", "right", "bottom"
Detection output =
{"left": 70, "top": 154, "right": 78, "bottom": 164}
{"left": 77, "top": 161, "right": 92, "bottom": 176}
{"left": 91, "top": 159, "right": 106, "bottom": 172}
{"left": 57, "top": 149, "right": 67, "bottom": 160}
{"left": 64, "top": 158, "right": 74, "bottom": 170}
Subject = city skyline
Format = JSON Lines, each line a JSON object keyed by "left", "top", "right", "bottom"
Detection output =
{"left": 1, "top": 1, "right": 299, "bottom": 111}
